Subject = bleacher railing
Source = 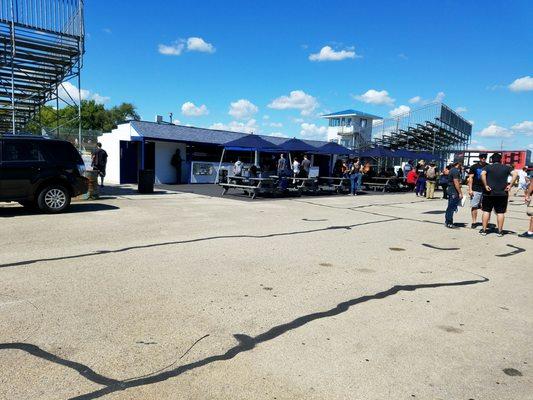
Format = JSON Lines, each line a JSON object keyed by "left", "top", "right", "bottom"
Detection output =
{"left": 0, "top": 0, "right": 84, "bottom": 37}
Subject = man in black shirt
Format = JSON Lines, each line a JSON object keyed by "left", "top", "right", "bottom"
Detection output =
{"left": 480, "top": 153, "right": 518, "bottom": 236}
{"left": 467, "top": 153, "right": 487, "bottom": 228}
{"left": 445, "top": 161, "right": 463, "bottom": 228}
{"left": 92, "top": 142, "right": 108, "bottom": 187}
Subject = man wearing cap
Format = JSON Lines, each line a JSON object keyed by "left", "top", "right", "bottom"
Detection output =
{"left": 467, "top": 153, "right": 488, "bottom": 228}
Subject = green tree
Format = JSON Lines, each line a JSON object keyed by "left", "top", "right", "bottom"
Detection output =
{"left": 26, "top": 101, "right": 140, "bottom": 133}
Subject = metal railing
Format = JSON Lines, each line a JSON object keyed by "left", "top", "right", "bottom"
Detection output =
{"left": 0, "top": 0, "right": 84, "bottom": 37}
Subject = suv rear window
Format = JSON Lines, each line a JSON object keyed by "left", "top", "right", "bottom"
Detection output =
{"left": 41, "top": 141, "right": 83, "bottom": 164}
{"left": 2, "top": 141, "right": 43, "bottom": 161}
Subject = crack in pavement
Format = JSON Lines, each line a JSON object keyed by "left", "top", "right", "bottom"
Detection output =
{"left": 0, "top": 277, "right": 489, "bottom": 399}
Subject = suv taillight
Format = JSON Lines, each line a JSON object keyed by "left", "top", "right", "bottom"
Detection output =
{"left": 77, "top": 163, "right": 86, "bottom": 175}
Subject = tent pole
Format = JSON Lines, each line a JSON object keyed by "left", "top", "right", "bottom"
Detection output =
{"left": 215, "top": 148, "right": 226, "bottom": 184}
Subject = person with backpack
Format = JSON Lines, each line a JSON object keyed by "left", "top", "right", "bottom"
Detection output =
{"left": 425, "top": 161, "right": 438, "bottom": 199}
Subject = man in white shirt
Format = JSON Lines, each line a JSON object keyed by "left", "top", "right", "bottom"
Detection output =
{"left": 514, "top": 167, "right": 530, "bottom": 197}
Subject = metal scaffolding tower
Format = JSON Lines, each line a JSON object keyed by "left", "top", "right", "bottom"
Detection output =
{"left": 0, "top": 0, "right": 84, "bottom": 143}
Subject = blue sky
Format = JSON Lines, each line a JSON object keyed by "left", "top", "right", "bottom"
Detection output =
{"left": 81, "top": 0, "right": 532, "bottom": 150}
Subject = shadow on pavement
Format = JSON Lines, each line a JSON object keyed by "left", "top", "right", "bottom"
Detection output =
{"left": 0, "top": 203, "right": 119, "bottom": 218}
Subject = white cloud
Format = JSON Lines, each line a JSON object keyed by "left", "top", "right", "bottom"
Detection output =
{"left": 158, "top": 42, "right": 185, "bottom": 56}
{"left": 509, "top": 76, "right": 533, "bottom": 92}
{"left": 269, "top": 132, "right": 289, "bottom": 138}
{"left": 354, "top": 89, "right": 395, "bottom": 106}
{"left": 268, "top": 90, "right": 319, "bottom": 116}
{"left": 172, "top": 119, "right": 181, "bottom": 125}
{"left": 309, "top": 46, "right": 359, "bottom": 62}
{"left": 158, "top": 37, "right": 215, "bottom": 56}
{"left": 434, "top": 91, "right": 445, "bottom": 102}
{"left": 455, "top": 106, "right": 468, "bottom": 113}
{"left": 228, "top": 99, "right": 258, "bottom": 119}
{"left": 292, "top": 117, "right": 304, "bottom": 123}
{"left": 187, "top": 37, "right": 215, "bottom": 53}
{"left": 389, "top": 105, "right": 411, "bottom": 117}
{"left": 181, "top": 101, "right": 209, "bottom": 117}
{"left": 269, "top": 122, "right": 283, "bottom": 128}
{"left": 398, "top": 53, "right": 408, "bottom": 60}
{"left": 102, "top": 28, "right": 112, "bottom": 34}
{"left": 58, "top": 82, "right": 109, "bottom": 104}
{"left": 528, "top": 143, "right": 533, "bottom": 149}
{"left": 300, "top": 123, "right": 327, "bottom": 140}
{"left": 406, "top": 92, "right": 445, "bottom": 106}
{"left": 478, "top": 124, "right": 513, "bottom": 138}
{"left": 209, "top": 119, "right": 258, "bottom": 134}
{"left": 262, "top": 115, "right": 270, "bottom": 120}
{"left": 511, "top": 120, "right": 533, "bottom": 136}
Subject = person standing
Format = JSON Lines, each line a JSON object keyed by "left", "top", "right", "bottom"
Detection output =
{"left": 91, "top": 142, "right": 108, "bottom": 187}
{"left": 480, "top": 153, "right": 518, "bottom": 236}
{"left": 292, "top": 157, "right": 301, "bottom": 177}
{"left": 518, "top": 178, "right": 533, "bottom": 238}
{"left": 425, "top": 162, "right": 438, "bottom": 199}
{"left": 406, "top": 168, "right": 418, "bottom": 192}
{"left": 439, "top": 165, "right": 450, "bottom": 199}
{"left": 348, "top": 158, "right": 362, "bottom": 196}
{"left": 514, "top": 166, "right": 530, "bottom": 197}
{"left": 415, "top": 160, "right": 427, "bottom": 197}
{"left": 445, "top": 161, "right": 463, "bottom": 228}
{"left": 170, "top": 148, "right": 182, "bottom": 184}
{"left": 277, "top": 154, "right": 287, "bottom": 177}
{"left": 467, "top": 153, "right": 488, "bottom": 228}
{"left": 301, "top": 154, "right": 311, "bottom": 178}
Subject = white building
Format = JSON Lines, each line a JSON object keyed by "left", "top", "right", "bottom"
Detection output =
{"left": 322, "top": 109, "right": 382, "bottom": 148}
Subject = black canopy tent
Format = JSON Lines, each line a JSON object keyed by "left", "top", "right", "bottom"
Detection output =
{"left": 216, "top": 135, "right": 282, "bottom": 182}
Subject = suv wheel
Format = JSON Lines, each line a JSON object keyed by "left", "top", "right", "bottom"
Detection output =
{"left": 37, "top": 185, "right": 71, "bottom": 213}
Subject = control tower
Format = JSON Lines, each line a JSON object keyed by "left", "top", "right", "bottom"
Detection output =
{"left": 0, "top": 0, "right": 85, "bottom": 137}
{"left": 322, "top": 109, "right": 382, "bottom": 149}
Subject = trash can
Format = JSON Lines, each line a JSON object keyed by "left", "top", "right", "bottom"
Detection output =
{"left": 83, "top": 170, "right": 99, "bottom": 199}
{"left": 138, "top": 169, "right": 154, "bottom": 193}
{"left": 218, "top": 168, "right": 228, "bottom": 183}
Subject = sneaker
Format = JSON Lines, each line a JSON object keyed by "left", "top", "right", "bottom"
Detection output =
{"left": 479, "top": 229, "right": 487, "bottom": 236}
{"left": 471, "top": 223, "right": 476, "bottom": 229}
{"left": 446, "top": 223, "right": 456, "bottom": 229}
{"left": 518, "top": 231, "right": 533, "bottom": 238}
{"left": 497, "top": 231, "right": 504, "bottom": 237}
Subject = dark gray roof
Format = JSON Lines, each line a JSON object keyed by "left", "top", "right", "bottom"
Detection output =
{"left": 130, "top": 120, "right": 329, "bottom": 148}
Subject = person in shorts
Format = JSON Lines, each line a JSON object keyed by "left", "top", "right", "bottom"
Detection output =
{"left": 467, "top": 153, "right": 487, "bottom": 228}
{"left": 480, "top": 153, "right": 518, "bottom": 237}
{"left": 518, "top": 179, "right": 533, "bottom": 238}
{"left": 514, "top": 166, "right": 530, "bottom": 197}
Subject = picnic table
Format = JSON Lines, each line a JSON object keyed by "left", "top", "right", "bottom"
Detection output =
{"left": 363, "top": 176, "right": 406, "bottom": 192}
{"left": 317, "top": 177, "right": 350, "bottom": 194}
{"left": 218, "top": 175, "right": 279, "bottom": 199}
{"left": 269, "top": 175, "right": 319, "bottom": 192}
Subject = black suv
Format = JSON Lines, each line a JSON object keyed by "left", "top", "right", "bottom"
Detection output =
{"left": 0, "top": 135, "right": 88, "bottom": 213}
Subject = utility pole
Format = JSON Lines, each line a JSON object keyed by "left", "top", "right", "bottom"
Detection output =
{"left": 169, "top": 112, "right": 173, "bottom": 124}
